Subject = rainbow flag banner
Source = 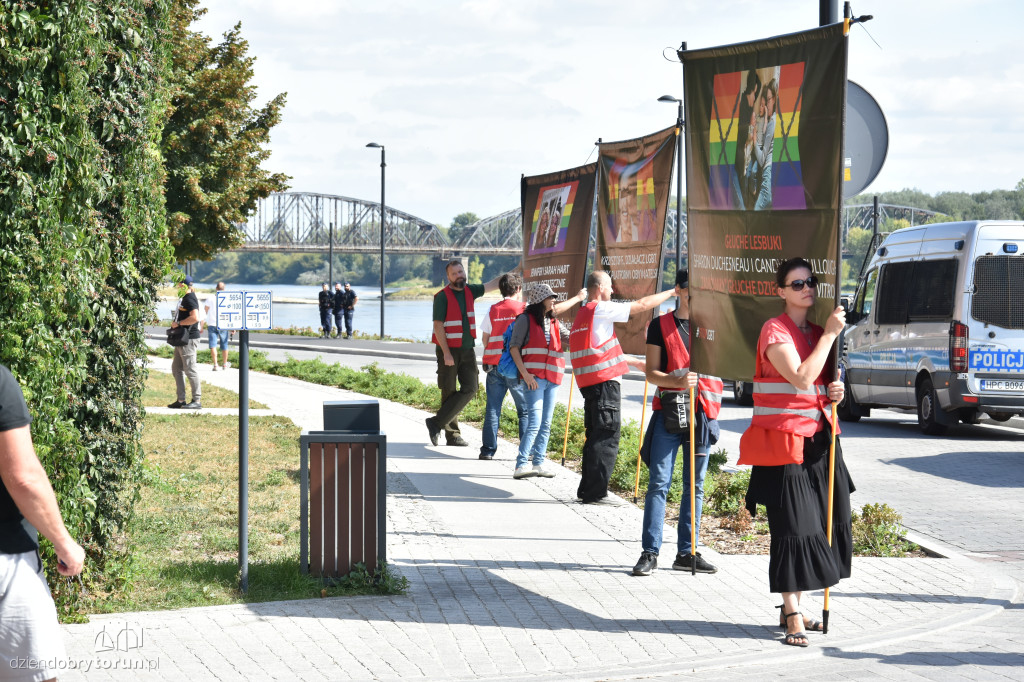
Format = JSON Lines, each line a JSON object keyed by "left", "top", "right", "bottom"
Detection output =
{"left": 708, "top": 62, "right": 806, "bottom": 211}
{"left": 521, "top": 163, "right": 596, "bottom": 325}
{"left": 681, "top": 23, "right": 848, "bottom": 381}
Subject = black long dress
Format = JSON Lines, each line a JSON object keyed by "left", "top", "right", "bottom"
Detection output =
{"left": 745, "top": 428, "right": 855, "bottom": 593}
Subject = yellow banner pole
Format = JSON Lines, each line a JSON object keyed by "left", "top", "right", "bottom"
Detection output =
{"left": 560, "top": 373, "right": 575, "bottom": 467}
{"left": 823, "top": 402, "right": 838, "bottom": 633}
{"left": 632, "top": 381, "right": 650, "bottom": 502}
{"left": 688, "top": 384, "right": 697, "bottom": 575}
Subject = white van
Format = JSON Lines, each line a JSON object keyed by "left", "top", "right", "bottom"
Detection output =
{"left": 839, "top": 220, "right": 1024, "bottom": 434}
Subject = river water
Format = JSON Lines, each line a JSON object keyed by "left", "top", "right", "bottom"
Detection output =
{"left": 174, "top": 281, "right": 496, "bottom": 342}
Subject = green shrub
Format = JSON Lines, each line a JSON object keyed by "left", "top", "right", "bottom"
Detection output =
{"left": 704, "top": 468, "right": 751, "bottom": 517}
{"left": 853, "top": 502, "right": 919, "bottom": 557}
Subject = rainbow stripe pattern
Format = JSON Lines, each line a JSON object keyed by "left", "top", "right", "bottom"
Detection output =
{"left": 708, "top": 62, "right": 806, "bottom": 210}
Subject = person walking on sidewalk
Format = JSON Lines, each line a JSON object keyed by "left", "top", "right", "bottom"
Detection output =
{"left": 478, "top": 273, "right": 527, "bottom": 460}
{"left": 0, "top": 365, "right": 86, "bottom": 681}
{"left": 203, "top": 281, "right": 230, "bottom": 370}
{"left": 318, "top": 283, "right": 333, "bottom": 338}
{"left": 569, "top": 271, "right": 675, "bottom": 505}
{"left": 425, "top": 261, "right": 508, "bottom": 447}
{"left": 334, "top": 282, "right": 358, "bottom": 339}
{"left": 738, "top": 257, "right": 854, "bottom": 647}
{"left": 169, "top": 275, "right": 202, "bottom": 409}
{"left": 632, "top": 270, "right": 723, "bottom": 576}
{"left": 507, "top": 283, "right": 587, "bottom": 479}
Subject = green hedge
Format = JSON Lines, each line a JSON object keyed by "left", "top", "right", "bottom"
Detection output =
{"left": 1, "top": 1, "right": 173, "bottom": 618}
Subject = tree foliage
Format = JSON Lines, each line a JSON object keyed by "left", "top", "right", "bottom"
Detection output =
{"left": 163, "top": 0, "right": 289, "bottom": 262}
{"left": 1, "top": 0, "right": 174, "bottom": 617}
{"left": 848, "top": 182, "right": 1024, "bottom": 222}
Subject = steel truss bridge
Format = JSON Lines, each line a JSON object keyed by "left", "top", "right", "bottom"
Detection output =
{"left": 239, "top": 192, "right": 939, "bottom": 258}
{"left": 239, "top": 192, "right": 686, "bottom": 258}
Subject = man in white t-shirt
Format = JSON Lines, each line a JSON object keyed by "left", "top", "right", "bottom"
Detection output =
{"left": 203, "top": 281, "right": 230, "bottom": 370}
{"left": 570, "top": 271, "right": 675, "bottom": 504}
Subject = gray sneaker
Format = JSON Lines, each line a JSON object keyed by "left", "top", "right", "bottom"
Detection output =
{"left": 181, "top": 401, "right": 202, "bottom": 410}
{"left": 513, "top": 466, "right": 536, "bottom": 479}
{"left": 672, "top": 551, "right": 717, "bottom": 574}
{"left": 632, "top": 551, "right": 658, "bottom": 576}
{"left": 532, "top": 463, "right": 556, "bottom": 478}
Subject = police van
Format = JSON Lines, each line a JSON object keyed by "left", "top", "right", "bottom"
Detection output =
{"left": 838, "top": 220, "right": 1024, "bottom": 434}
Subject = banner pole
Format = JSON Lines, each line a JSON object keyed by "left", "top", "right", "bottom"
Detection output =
{"left": 823, "top": 402, "right": 837, "bottom": 633}
{"left": 825, "top": 2, "right": 853, "bottom": 636}
{"left": 688, "top": 384, "right": 696, "bottom": 575}
{"left": 560, "top": 374, "right": 575, "bottom": 467}
{"left": 632, "top": 380, "right": 650, "bottom": 503}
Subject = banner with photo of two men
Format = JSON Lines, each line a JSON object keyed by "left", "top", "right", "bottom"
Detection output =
{"left": 683, "top": 23, "right": 848, "bottom": 381}
{"left": 521, "top": 127, "right": 677, "bottom": 355}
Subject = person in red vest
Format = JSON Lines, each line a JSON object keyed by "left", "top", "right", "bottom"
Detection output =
{"left": 569, "top": 271, "right": 676, "bottom": 505}
{"left": 506, "top": 282, "right": 585, "bottom": 479}
{"left": 738, "top": 257, "right": 854, "bottom": 647}
{"left": 478, "top": 273, "right": 527, "bottom": 460}
{"left": 632, "top": 269, "right": 724, "bottom": 576}
{"left": 426, "top": 260, "right": 508, "bottom": 447}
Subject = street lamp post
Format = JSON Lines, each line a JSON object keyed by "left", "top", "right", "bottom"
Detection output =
{"left": 658, "top": 95, "right": 684, "bottom": 271}
{"left": 366, "top": 142, "right": 386, "bottom": 338}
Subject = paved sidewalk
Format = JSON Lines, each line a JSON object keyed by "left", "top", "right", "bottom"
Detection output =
{"left": 58, "top": 359, "right": 1020, "bottom": 680}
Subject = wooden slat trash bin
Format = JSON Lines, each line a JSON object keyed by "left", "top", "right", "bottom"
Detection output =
{"left": 300, "top": 400, "right": 386, "bottom": 578}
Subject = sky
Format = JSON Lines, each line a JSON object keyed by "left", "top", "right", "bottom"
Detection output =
{"left": 196, "top": 0, "right": 1023, "bottom": 227}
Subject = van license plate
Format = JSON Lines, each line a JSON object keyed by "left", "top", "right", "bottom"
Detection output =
{"left": 980, "top": 380, "right": 1024, "bottom": 391}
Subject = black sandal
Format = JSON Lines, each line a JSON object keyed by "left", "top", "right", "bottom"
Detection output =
{"left": 781, "top": 611, "right": 809, "bottom": 647}
{"left": 777, "top": 604, "right": 823, "bottom": 632}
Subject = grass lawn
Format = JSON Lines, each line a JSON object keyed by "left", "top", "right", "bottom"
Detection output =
{"left": 86, "top": 377, "right": 404, "bottom": 614}
{"left": 143, "top": 369, "right": 268, "bottom": 409}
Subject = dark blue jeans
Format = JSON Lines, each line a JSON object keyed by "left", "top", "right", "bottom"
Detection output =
{"left": 319, "top": 309, "right": 333, "bottom": 335}
{"left": 480, "top": 368, "right": 527, "bottom": 458}
{"left": 641, "top": 411, "right": 710, "bottom": 555}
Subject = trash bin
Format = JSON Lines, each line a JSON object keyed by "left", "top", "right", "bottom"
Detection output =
{"left": 300, "top": 400, "right": 386, "bottom": 578}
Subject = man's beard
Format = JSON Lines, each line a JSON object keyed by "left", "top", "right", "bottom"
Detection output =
{"left": 452, "top": 277, "right": 467, "bottom": 288}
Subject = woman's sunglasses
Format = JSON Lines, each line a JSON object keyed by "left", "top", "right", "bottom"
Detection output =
{"left": 784, "top": 276, "right": 818, "bottom": 291}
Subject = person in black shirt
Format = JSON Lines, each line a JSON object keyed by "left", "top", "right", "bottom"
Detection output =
{"left": 169, "top": 275, "right": 202, "bottom": 409}
{"left": 632, "top": 269, "right": 721, "bottom": 577}
{"left": 334, "top": 282, "right": 358, "bottom": 339}
{"left": 0, "top": 365, "right": 85, "bottom": 677}
{"left": 318, "top": 283, "right": 334, "bottom": 338}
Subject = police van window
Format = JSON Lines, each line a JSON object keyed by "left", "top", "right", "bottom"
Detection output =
{"left": 973, "top": 255, "right": 1024, "bottom": 329}
{"left": 875, "top": 262, "right": 914, "bottom": 325}
{"left": 907, "top": 259, "right": 957, "bottom": 321}
{"left": 854, "top": 269, "right": 878, "bottom": 317}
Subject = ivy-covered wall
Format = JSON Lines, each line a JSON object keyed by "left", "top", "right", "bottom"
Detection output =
{"left": 0, "top": 0, "right": 173, "bottom": 616}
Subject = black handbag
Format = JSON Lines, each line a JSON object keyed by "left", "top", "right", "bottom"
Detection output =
{"left": 166, "top": 326, "right": 188, "bottom": 347}
{"left": 659, "top": 390, "right": 688, "bottom": 434}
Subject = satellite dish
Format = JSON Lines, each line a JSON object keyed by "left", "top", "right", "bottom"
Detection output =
{"left": 843, "top": 80, "right": 888, "bottom": 196}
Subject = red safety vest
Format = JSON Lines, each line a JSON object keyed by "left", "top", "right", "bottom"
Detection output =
{"left": 750, "top": 314, "right": 839, "bottom": 437}
{"left": 651, "top": 312, "right": 723, "bottom": 418}
{"left": 430, "top": 285, "right": 476, "bottom": 347}
{"left": 569, "top": 301, "right": 628, "bottom": 387}
{"left": 481, "top": 298, "right": 525, "bottom": 366}
{"left": 519, "top": 314, "right": 565, "bottom": 385}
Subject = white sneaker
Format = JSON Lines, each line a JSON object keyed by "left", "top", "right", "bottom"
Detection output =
{"left": 513, "top": 466, "right": 536, "bottom": 479}
{"left": 532, "top": 463, "right": 556, "bottom": 478}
